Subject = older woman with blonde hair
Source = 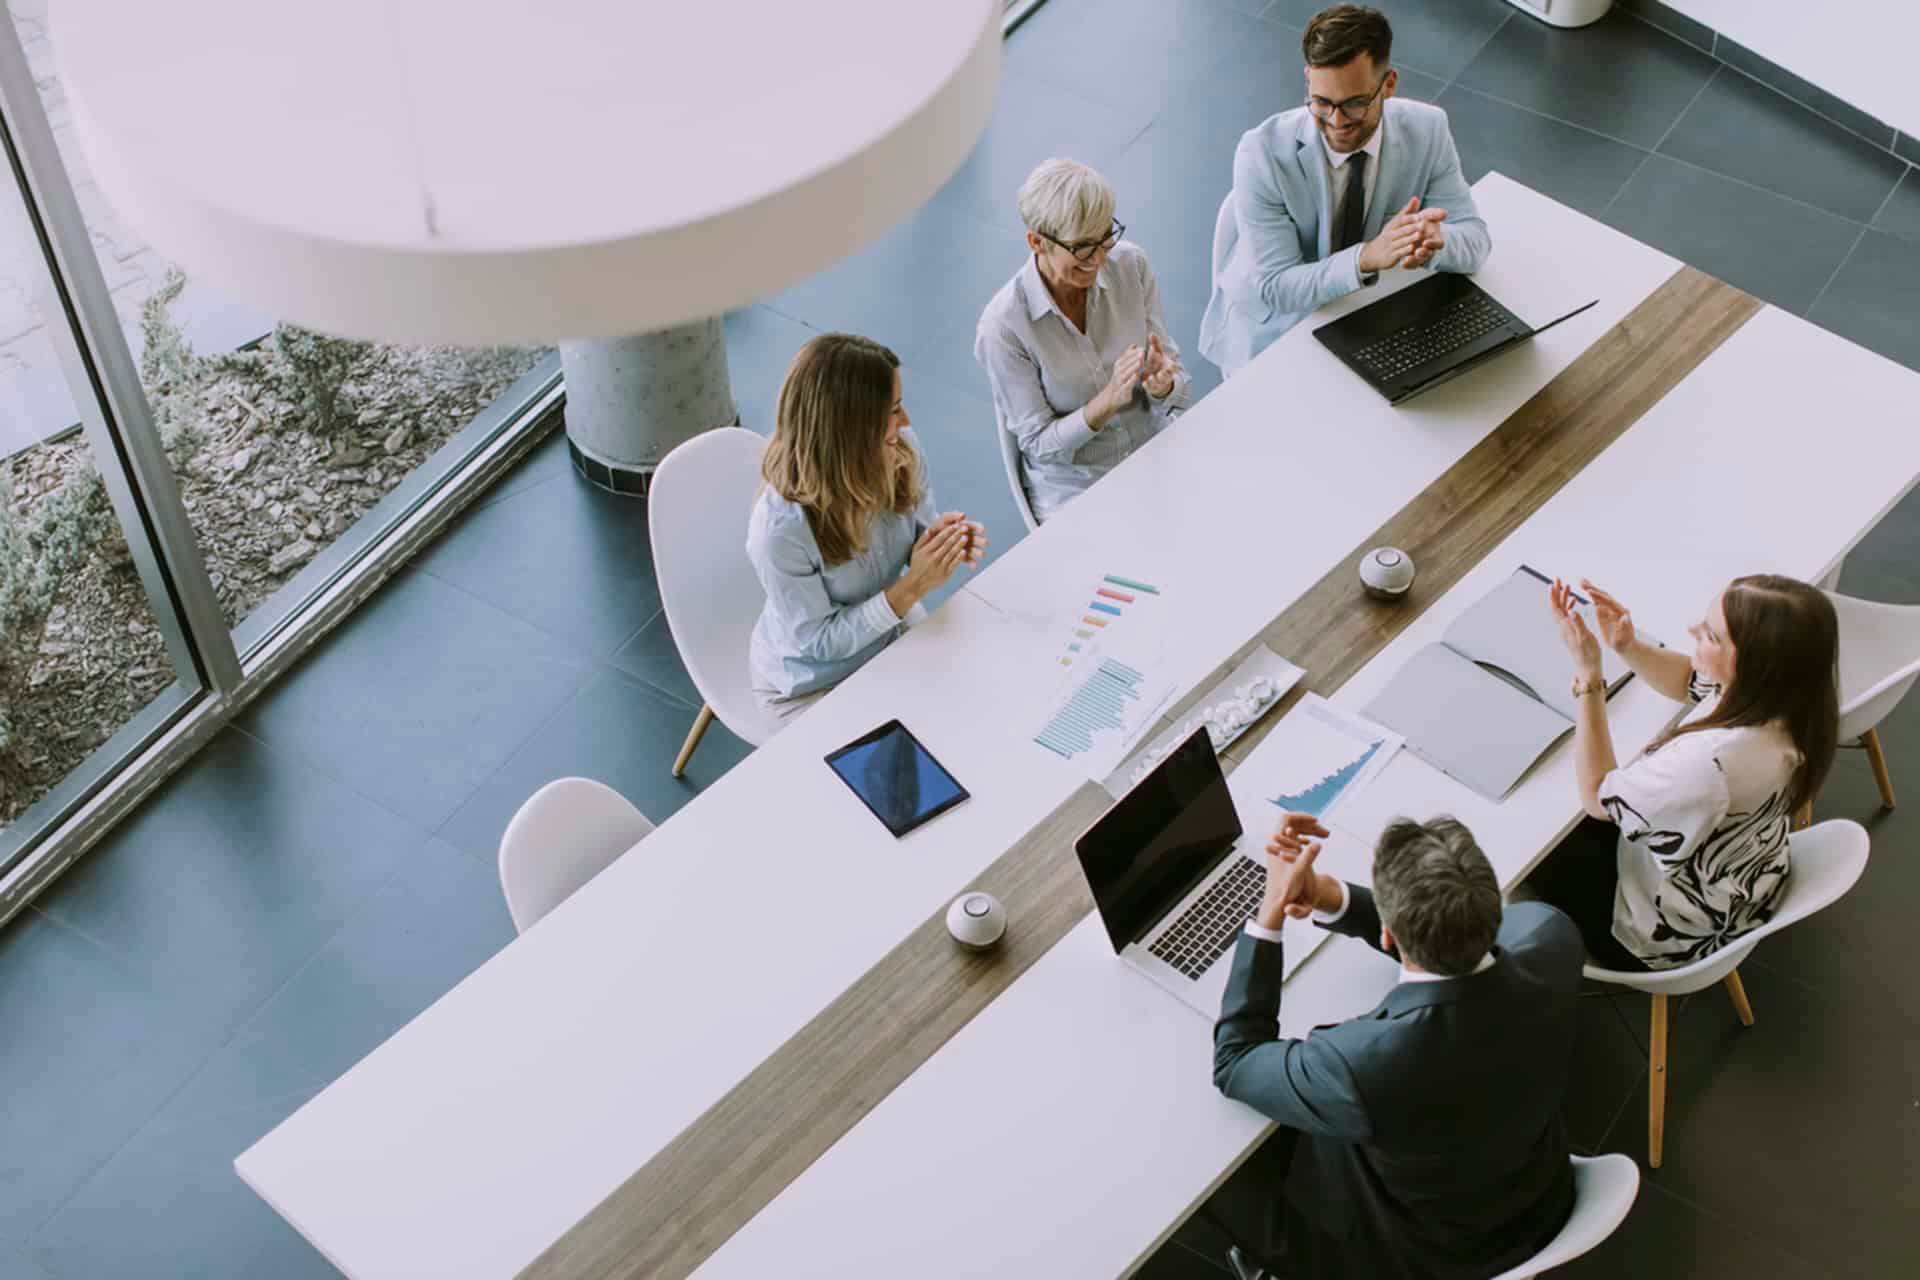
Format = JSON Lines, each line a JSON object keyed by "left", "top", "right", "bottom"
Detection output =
{"left": 974, "top": 158, "right": 1191, "bottom": 524}
{"left": 746, "top": 332, "right": 986, "bottom": 725}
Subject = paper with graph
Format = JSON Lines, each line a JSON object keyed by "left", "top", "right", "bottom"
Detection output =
{"left": 1032, "top": 641, "right": 1177, "bottom": 782}
{"left": 1236, "top": 694, "right": 1402, "bottom": 830}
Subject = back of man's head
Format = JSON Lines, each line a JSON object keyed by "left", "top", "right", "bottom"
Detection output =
{"left": 1302, "top": 4, "right": 1394, "bottom": 70}
{"left": 1372, "top": 818, "right": 1501, "bottom": 975}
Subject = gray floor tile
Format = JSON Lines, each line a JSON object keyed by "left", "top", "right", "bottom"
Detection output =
{"left": 1454, "top": 9, "right": 1717, "bottom": 149}
{"left": 470, "top": 422, "right": 571, "bottom": 513}
{"left": 434, "top": 667, "right": 750, "bottom": 865}
{"left": 1437, "top": 85, "right": 1650, "bottom": 217}
{"left": 29, "top": 1089, "right": 337, "bottom": 1280}
{"left": 1604, "top": 154, "right": 1862, "bottom": 314}
{"left": 767, "top": 196, "right": 1012, "bottom": 372}
{"left": 416, "top": 454, "right": 661, "bottom": 661}
{"left": 217, "top": 835, "right": 514, "bottom": 1085}
{"left": 1713, "top": 36, "right": 1894, "bottom": 152}
{"left": 1135, "top": 1235, "right": 1233, "bottom": 1278}
{"left": 1005, "top": 0, "right": 1280, "bottom": 113}
{"left": 1747, "top": 700, "right": 1920, "bottom": 1023}
{"left": 1871, "top": 167, "right": 1920, "bottom": 245}
{"left": 1264, "top": 0, "right": 1515, "bottom": 82}
{"left": 1808, "top": 229, "right": 1920, "bottom": 372}
{"left": 929, "top": 70, "right": 1155, "bottom": 235}
{"left": 1562, "top": 990, "right": 1649, "bottom": 1155}
{"left": 1596, "top": 963, "right": 1917, "bottom": 1276}
{"left": 1100, "top": 122, "right": 1246, "bottom": 311}
{"left": 1616, "top": 0, "right": 1714, "bottom": 55}
{"left": 0, "top": 1252, "right": 52, "bottom": 1280}
{"left": 0, "top": 914, "right": 205, "bottom": 1249}
{"left": 607, "top": 608, "right": 702, "bottom": 713}
{"left": 1660, "top": 67, "right": 1905, "bottom": 225}
{"left": 722, "top": 304, "right": 817, "bottom": 435}
{"left": 238, "top": 569, "right": 594, "bottom": 831}
{"left": 30, "top": 729, "right": 413, "bottom": 1043}
{"left": 1549, "top": 1180, "right": 1832, "bottom": 1278}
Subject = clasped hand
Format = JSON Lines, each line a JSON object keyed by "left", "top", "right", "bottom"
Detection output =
{"left": 1098, "top": 335, "right": 1181, "bottom": 418}
{"left": 1359, "top": 196, "right": 1448, "bottom": 274}
{"left": 1256, "top": 812, "right": 1333, "bottom": 930}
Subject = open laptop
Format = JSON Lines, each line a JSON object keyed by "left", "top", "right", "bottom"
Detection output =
{"left": 1313, "top": 272, "right": 1596, "bottom": 405}
{"left": 1073, "top": 726, "right": 1269, "bottom": 1018}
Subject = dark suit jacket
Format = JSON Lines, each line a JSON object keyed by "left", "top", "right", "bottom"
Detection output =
{"left": 1213, "top": 887, "right": 1582, "bottom": 1280}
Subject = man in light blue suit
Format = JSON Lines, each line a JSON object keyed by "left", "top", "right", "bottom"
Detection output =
{"left": 1199, "top": 5, "right": 1491, "bottom": 377}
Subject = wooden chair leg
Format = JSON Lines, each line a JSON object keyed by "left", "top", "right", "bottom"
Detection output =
{"left": 1648, "top": 993, "right": 1669, "bottom": 1170}
{"left": 1723, "top": 968, "right": 1756, "bottom": 1027}
{"left": 672, "top": 704, "right": 715, "bottom": 778}
{"left": 1863, "top": 727, "right": 1896, "bottom": 810}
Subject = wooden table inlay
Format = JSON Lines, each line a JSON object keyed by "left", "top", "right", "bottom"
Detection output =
{"left": 523, "top": 267, "right": 1758, "bottom": 1279}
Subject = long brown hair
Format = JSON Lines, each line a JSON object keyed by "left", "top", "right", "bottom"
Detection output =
{"left": 761, "top": 334, "right": 923, "bottom": 566}
{"left": 1653, "top": 574, "right": 1838, "bottom": 813}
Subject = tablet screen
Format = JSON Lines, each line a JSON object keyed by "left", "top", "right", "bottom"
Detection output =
{"left": 825, "top": 720, "right": 969, "bottom": 837}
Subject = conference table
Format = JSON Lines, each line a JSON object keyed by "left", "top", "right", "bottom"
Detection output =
{"left": 235, "top": 174, "right": 1920, "bottom": 1279}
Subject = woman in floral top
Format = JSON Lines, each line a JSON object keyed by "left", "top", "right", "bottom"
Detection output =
{"left": 1526, "top": 574, "right": 1838, "bottom": 971}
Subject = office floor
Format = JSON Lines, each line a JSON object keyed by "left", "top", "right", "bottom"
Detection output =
{"left": 3, "top": 2, "right": 1917, "bottom": 1276}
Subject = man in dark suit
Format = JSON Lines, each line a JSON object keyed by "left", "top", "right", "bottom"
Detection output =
{"left": 1207, "top": 813, "right": 1583, "bottom": 1279}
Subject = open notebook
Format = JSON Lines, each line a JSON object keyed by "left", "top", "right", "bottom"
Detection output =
{"left": 1362, "top": 566, "right": 1631, "bottom": 800}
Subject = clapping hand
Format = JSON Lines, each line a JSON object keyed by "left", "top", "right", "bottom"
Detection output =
{"left": 934, "top": 511, "right": 989, "bottom": 568}
{"left": 1257, "top": 812, "right": 1332, "bottom": 928}
{"left": 1549, "top": 578, "right": 1604, "bottom": 679}
{"left": 1580, "top": 579, "right": 1635, "bottom": 652}
{"left": 1142, "top": 334, "right": 1181, "bottom": 400}
{"left": 1096, "top": 344, "right": 1147, "bottom": 420}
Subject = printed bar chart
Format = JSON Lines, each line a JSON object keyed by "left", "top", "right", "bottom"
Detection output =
{"left": 1057, "top": 573, "right": 1163, "bottom": 669}
{"left": 1035, "top": 657, "right": 1150, "bottom": 759}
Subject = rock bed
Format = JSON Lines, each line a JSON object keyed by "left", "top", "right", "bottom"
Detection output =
{"left": 0, "top": 341, "right": 543, "bottom": 827}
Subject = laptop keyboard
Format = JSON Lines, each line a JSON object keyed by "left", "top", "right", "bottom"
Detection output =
{"left": 1352, "top": 291, "right": 1512, "bottom": 380}
{"left": 1147, "top": 856, "right": 1268, "bottom": 981}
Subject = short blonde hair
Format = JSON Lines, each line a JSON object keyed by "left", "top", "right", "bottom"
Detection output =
{"left": 1016, "top": 158, "right": 1116, "bottom": 243}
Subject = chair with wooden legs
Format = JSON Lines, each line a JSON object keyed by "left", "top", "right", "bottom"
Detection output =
{"left": 1581, "top": 819, "right": 1868, "bottom": 1168}
{"left": 1821, "top": 591, "right": 1920, "bottom": 818}
{"left": 647, "top": 427, "right": 782, "bottom": 776}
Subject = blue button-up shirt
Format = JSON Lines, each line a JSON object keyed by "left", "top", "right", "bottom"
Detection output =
{"left": 746, "top": 429, "right": 939, "bottom": 698}
{"left": 974, "top": 241, "right": 1191, "bottom": 523}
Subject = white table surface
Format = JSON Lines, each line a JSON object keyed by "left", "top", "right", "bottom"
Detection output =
{"left": 54, "top": 0, "right": 1002, "bottom": 344}
{"left": 235, "top": 173, "right": 1827, "bottom": 1280}
{"left": 694, "top": 294, "right": 1920, "bottom": 1276}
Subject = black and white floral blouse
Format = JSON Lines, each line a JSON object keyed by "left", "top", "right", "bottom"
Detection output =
{"left": 1598, "top": 675, "right": 1800, "bottom": 970}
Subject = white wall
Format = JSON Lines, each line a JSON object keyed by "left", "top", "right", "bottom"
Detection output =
{"left": 1654, "top": 0, "right": 1919, "bottom": 139}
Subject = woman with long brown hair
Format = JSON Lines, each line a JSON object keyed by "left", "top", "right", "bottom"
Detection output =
{"left": 746, "top": 333, "right": 986, "bottom": 725}
{"left": 1526, "top": 574, "right": 1839, "bottom": 970}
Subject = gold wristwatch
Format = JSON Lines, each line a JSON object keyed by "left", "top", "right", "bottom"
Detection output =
{"left": 1570, "top": 674, "right": 1606, "bottom": 699}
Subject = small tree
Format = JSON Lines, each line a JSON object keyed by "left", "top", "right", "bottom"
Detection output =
{"left": 271, "top": 324, "right": 366, "bottom": 436}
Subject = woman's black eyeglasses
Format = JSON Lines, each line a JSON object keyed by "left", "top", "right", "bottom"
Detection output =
{"left": 1040, "top": 220, "right": 1124, "bottom": 263}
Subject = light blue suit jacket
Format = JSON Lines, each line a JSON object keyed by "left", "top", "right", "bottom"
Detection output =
{"left": 1199, "top": 98, "right": 1491, "bottom": 376}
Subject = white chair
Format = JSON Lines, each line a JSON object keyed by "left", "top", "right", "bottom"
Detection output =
{"left": 648, "top": 426, "right": 782, "bottom": 776}
{"left": 1582, "top": 819, "right": 1869, "bottom": 1168}
{"left": 498, "top": 777, "right": 654, "bottom": 933}
{"left": 1825, "top": 590, "right": 1920, "bottom": 814}
{"left": 1229, "top": 1152, "right": 1639, "bottom": 1280}
{"left": 995, "top": 417, "right": 1040, "bottom": 533}
{"left": 1487, "top": 1154, "right": 1640, "bottom": 1280}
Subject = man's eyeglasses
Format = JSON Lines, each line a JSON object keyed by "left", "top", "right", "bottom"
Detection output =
{"left": 1306, "top": 74, "right": 1389, "bottom": 122}
{"left": 1040, "top": 220, "right": 1124, "bottom": 263}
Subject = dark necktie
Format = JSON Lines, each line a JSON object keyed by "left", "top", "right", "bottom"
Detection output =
{"left": 1333, "top": 152, "right": 1367, "bottom": 253}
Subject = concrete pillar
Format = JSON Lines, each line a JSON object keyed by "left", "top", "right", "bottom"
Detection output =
{"left": 559, "top": 319, "right": 738, "bottom": 495}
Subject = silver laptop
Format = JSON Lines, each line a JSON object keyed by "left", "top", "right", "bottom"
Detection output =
{"left": 1073, "top": 727, "right": 1271, "bottom": 1018}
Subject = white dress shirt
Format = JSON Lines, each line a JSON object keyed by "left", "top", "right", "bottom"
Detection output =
{"left": 1323, "top": 112, "right": 1385, "bottom": 237}
{"left": 1244, "top": 877, "right": 1495, "bottom": 981}
{"left": 974, "top": 241, "right": 1191, "bottom": 523}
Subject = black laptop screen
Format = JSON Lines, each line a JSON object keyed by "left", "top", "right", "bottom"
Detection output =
{"left": 1074, "top": 728, "right": 1245, "bottom": 953}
